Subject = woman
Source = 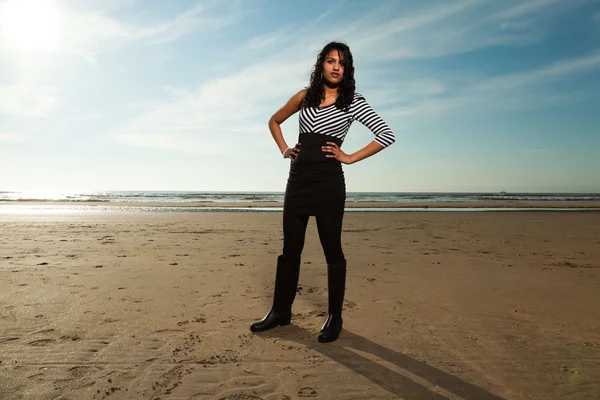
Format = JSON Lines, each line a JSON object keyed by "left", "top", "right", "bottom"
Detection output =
{"left": 250, "top": 41, "right": 395, "bottom": 343}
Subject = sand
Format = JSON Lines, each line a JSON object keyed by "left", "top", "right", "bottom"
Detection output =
{"left": 0, "top": 209, "right": 599, "bottom": 400}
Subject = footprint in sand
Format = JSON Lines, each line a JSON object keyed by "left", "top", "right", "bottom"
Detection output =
{"left": 298, "top": 387, "right": 318, "bottom": 397}
{"left": 68, "top": 365, "right": 100, "bottom": 377}
{"left": 344, "top": 300, "right": 357, "bottom": 310}
{"left": 154, "top": 329, "right": 184, "bottom": 333}
{"left": 303, "top": 355, "right": 323, "bottom": 367}
{"left": 503, "top": 334, "right": 528, "bottom": 344}
{"left": 152, "top": 365, "right": 192, "bottom": 396}
{"left": 98, "top": 236, "right": 115, "bottom": 245}
{"left": 33, "top": 328, "right": 55, "bottom": 334}
{"left": 306, "top": 310, "right": 326, "bottom": 318}
{"left": 26, "top": 373, "right": 45, "bottom": 383}
{"left": 218, "top": 395, "right": 264, "bottom": 400}
{"left": 98, "top": 386, "right": 124, "bottom": 399}
{"left": 29, "top": 338, "right": 55, "bottom": 346}
{"left": 60, "top": 334, "right": 81, "bottom": 341}
{"left": 237, "top": 333, "right": 252, "bottom": 347}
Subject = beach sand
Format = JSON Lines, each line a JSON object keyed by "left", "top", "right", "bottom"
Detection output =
{"left": 1, "top": 210, "right": 599, "bottom": 399}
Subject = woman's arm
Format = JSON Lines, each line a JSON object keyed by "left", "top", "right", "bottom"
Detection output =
{"left": 322, "top": 140, "right": 384, "bottom": 164}
{"left": 322, "top": 95, "right": 395, "bottom": 164}
{"left": 351, "top": 95, "right": 395, "bottom": 149}
{"left": 269, "top": 89, "right": 306, "bottom": 159}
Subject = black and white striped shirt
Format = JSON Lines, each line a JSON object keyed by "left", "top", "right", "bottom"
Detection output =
{"left": 299, "top": 93, "right": 395, "bottom": 148}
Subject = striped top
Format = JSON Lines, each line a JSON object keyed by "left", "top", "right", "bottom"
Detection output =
{"left": 299, "top": 93, "right": 395, "bottom": 148}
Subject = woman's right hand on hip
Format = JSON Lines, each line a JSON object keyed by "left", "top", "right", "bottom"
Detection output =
{"left": 283, "top": 143, "right": 301, "bottom": 162}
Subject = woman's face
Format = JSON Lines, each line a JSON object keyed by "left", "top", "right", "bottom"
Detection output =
{"left": 322, "top": 49, "right": 344, "bottom": 85}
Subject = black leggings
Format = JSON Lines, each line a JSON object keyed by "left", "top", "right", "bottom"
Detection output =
{"left": 282, "top": 210, "right": 345, "bottom": 266}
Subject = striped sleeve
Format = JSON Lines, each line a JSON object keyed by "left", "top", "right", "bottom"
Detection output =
{"left": 351, "top": 95, "right": 395, "bottom": 148}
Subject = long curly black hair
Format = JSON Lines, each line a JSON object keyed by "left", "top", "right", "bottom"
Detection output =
{"left": 301, "top": 41, "right": 356, "bottom": 112}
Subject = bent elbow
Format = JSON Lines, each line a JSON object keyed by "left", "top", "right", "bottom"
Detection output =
{"left": 268, "top": 115, "right": 280, "bottom": 127}
{"left": 376, "top": 132, "right": 395, "bottom": 148}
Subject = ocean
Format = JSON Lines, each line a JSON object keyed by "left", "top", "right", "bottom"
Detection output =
{"left": 1, "top": 190, "right": 600, "bottom": 203}
{"left": 1, "top": 191, "right": 599, "bottom": 213}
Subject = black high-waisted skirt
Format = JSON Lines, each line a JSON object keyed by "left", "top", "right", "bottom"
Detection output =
{"left": 283, "top": 132, "right": 346, "bottom": 216}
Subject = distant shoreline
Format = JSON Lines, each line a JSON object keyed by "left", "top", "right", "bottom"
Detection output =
{"left": 2, "top": 200, "right": 600, "bottom": 209}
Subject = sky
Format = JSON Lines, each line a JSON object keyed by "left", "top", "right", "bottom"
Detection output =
{"left": 0, "top": 0, "right": 599, "bottom": 193}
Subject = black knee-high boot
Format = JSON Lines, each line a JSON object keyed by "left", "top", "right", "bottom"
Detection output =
{"left": 318, "top": 259, "right": 346, "bottom": 343}
{"left": 250, "top": 255, "right": 300, "bottom": 332}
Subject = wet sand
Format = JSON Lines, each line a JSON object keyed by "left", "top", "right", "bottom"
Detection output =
{"left": 1, "top": 210, "right": 599, "bottom": 399}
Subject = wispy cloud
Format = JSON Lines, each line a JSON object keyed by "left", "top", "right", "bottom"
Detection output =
{"left": 472, "top": 52, "right": 600, "bottom": 92}
{"left": 62, "top": 0, "right": 138, "bottom": 12}
{"left": 346, "top": 0, "right": 583, "bottom": 61}
{"left": 482, "top": 0, "right": 566, "bottom": 22}
{"left": 522, "top": 148, "right": 553, "bottom": 154}
{"left": 0, "top": 132, "right": 25, "bottom": 142}
{"left": 388, "top": 51, "right": 600, "bottom": 117}
{"left": 350, "top": 0, "right": 485, "bottom": 49}
{"left": 54, "top": 1, "right": 243, "bottom": 55}
{"left": 242, "top": 0, "right": 348, "bottom": 54}
{"left": 113, "top": 60, "right": 309, "bottom": 154}
{"left": 0, "top": 0, "right": 239, "bottom": 57}
{"left": 112, "top": 0, "right": 597, "bottom": 155}
{"left": 0, "top": 85, "right": 61, "bottom": 118}
{"left": 0, "top": 1, "right": 245, "bottom": 123}
{"left": 244, "top": 27, "right": 293, "bottom": 51}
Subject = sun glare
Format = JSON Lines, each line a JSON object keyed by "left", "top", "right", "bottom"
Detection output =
{"left": 0, "top": 0, "right": 63, "bottom": 53}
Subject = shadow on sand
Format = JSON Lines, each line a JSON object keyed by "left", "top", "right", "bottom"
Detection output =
{"left": 258, "top": 325, "right": 505, "bottom": 400}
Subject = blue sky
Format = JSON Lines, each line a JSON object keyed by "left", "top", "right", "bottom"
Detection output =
{"left": 1, "top": 0, "right": 599, "bottom": 193}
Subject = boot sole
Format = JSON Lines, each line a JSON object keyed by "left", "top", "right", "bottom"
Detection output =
{"left": 317, "top": 333, "right": 340, "bottom": 343}
{"left": 250, "top": 317, "right": 292, "bottom": 332}
{"left": 317, "top": 329, "right": 342, "bottom": 343}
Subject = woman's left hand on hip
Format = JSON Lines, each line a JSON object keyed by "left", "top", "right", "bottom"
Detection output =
{"left": 322, "top": 142, "right": 353, "bottom": 164}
